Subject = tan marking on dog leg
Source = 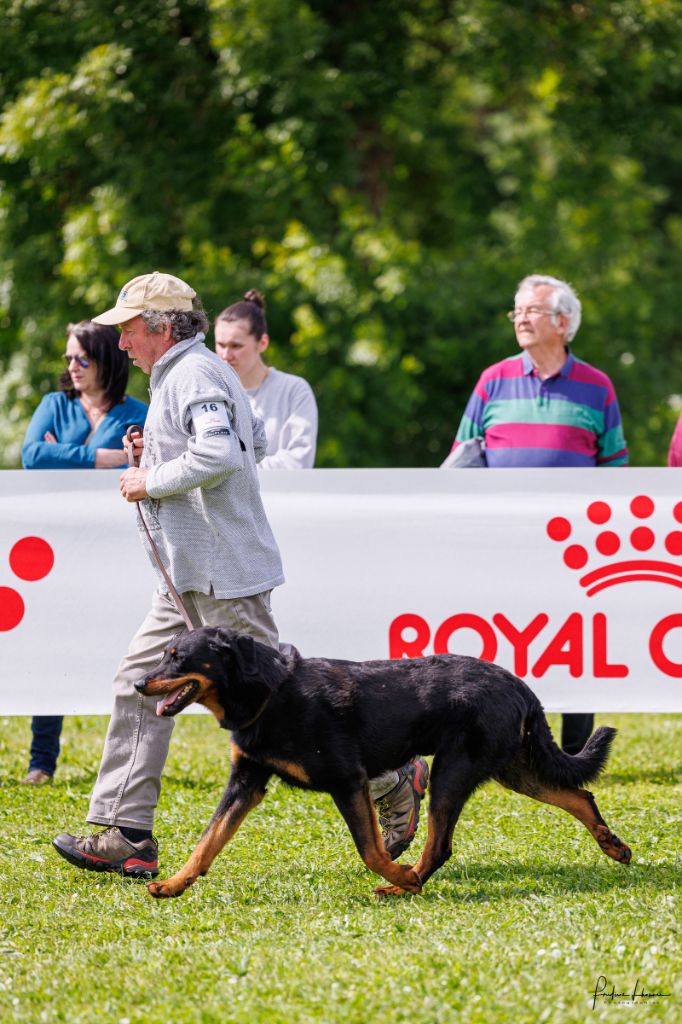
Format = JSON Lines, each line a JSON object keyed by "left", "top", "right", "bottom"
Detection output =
{"left": 267, "top": 759, "right": 311, "bottom": 785}
{"left": 147, "top": 788, "right": 265, "bottom": 899}
{"left": 333, "top": 789, "right": 422, "bottom": 896}
{"left": 526, "top": 786, "right": 632, "bottom": 864}
{"left": 398, "top": 795, "right": 462, "bottom": 890}
{"left": 411, "top": 809, "right": 443, "bottom": 883}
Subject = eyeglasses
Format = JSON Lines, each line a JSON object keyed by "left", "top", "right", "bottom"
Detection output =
{"left": 63, "top": 353, "right": 91, "bottom": 369}
{"left": 506, "top": 307, "right": 556, "bottom": 322}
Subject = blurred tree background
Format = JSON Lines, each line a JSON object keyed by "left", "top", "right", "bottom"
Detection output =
{"left": 1, "top": 0, "right": 681, "bottom": 467}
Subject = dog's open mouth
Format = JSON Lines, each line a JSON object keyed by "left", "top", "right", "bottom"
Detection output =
{"left": 155, "top": 679, "right": 200, "bottom": 717}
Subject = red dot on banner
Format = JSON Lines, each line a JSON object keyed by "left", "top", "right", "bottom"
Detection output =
{"left": 564, "top": 544, "right": 588, "bottom": 570}
{"left": 0, "top": 587, "right": 25, "bottom": 631}
{"left": 631, "top": 527, "right": 655, "bottom": 551}
{"left": 674, "top": 502, "right": 682, "bottom": 524}
{"left": 587, "top": 501, "right": 611, "bottom": 525}
{"left": 630, "top": 495, "right": 654, "bottom": 519}
{"left": 547, "top": 517, "right": 572, "bottom": 542}
{"left": 9, "top": 537, "right": 54, "bottom": 581}
{"left": 596, "top": 531, "right": 620, "bottom": 557}
{"left": 665, "top": 531, "right": 682, "bottom": 556}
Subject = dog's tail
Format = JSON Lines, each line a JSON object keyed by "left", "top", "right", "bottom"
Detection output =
{"left": 524, "top": 708, "right": 616, "bottom": 790}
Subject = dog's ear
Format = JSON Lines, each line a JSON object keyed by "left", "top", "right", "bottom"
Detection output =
{"left": 205, "top": 629, "right": 288, "bottom": 729}
{"left": 228, "top": 633, "right": 288, "bottom": 691}
{"left": 205, "top": 627, "right": 241, "bottom": 659}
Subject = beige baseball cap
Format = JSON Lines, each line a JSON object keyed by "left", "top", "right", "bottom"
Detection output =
{"left": 92, "top": 272, "right": 196, "bottom": 325}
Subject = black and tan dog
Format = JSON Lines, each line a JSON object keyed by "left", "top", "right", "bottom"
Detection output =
{"left": 136, "top": 628, "right": 631, "bottom": 899}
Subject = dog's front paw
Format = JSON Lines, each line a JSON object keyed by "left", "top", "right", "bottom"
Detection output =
{"left": 375, "top": 865, "right": 422, "bottom": 897}
{"left": 147, "top": 879, "right": 183, "bottom": 899}
{"left": 374, "top": 883, "right": 409, "bottom": 897}
{"left": 399, "top": 865, "right": 422, "bottom": 892}
{"left": 374, "top": 880, "right": 422, "bottom": 897}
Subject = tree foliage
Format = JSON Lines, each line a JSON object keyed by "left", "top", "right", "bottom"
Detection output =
{"left": 1, "top": 0, "right": 681, "bottom": 467}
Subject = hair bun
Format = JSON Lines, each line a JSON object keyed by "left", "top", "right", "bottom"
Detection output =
{"left": 244, "top": 288, "right": 265, "bottom": 308}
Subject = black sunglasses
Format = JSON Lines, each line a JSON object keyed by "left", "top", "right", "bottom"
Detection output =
{"left": 63, "top": 353, "right": 91, "bottom": 369}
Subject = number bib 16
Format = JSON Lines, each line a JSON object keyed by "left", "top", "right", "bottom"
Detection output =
{"left": 190, "top": 401, "right": 231, "bottom": 435}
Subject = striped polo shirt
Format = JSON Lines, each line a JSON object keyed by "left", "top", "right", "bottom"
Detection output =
{"left": 453, "top": 350, "right": 628, "bottom": 468}
{"left": 669, "top": 414, "right": 682, "bottom": 466}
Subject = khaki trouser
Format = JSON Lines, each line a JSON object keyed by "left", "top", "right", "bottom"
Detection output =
{"left": 87, "top": 587, "right": 278, "bottom": 829}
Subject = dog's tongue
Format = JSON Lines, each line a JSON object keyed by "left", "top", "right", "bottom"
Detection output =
{"left": 155, "top": 687, "right": 185, "bottom": 717}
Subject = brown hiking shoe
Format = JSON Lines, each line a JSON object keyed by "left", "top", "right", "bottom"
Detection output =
{"left": 52, "top": 827, "right": 159, "bottom": 878}
{"left": 377, "top": 757, "right": 429, "bottom": 860}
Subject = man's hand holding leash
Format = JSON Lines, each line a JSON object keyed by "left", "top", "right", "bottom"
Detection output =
{"left": 123, "top": 425, "right": 144, "bottom": 465}
{"left": 120, "top": 466, "right": 149, "bottom": 501}
{"left": 120, "top": 424, "right": 148, "bottom": 501}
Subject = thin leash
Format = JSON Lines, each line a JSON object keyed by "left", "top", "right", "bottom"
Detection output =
{"left": 126, "top": 425, "right": 195, "bottom": 632}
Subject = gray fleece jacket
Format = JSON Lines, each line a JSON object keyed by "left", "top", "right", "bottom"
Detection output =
{"left": 139, "top": 334, "right": 284, "bottom": 599}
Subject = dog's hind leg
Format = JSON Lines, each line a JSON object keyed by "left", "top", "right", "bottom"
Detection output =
{"left": 331, "top": 787, "right": 423, "bottom": 895}
{"left": 499, "top": 771, "right": 631, "bottom": 865}
{"left": 534, "top": 786, "right": 631, "bottom": 863}
{"left": 147, "top": 753, "right": 272, "bottom": 898}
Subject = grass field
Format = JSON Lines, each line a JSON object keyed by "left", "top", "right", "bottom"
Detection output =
{"left": 0, "top": 712, "right": 679, "bottom": 1024}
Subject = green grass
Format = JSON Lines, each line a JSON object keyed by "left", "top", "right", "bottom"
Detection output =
{"left": 0, "top": 713, "right": 679, "bottom": 1024}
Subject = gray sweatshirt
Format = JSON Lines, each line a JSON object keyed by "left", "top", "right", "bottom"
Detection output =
{"left": 140, "top": 334, "right": 284, "bottom": 599}
{"left": 246, "top": 367, "right": 318, "bottom": 469}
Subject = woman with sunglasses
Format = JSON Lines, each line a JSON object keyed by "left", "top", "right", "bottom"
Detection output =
{"left": 22, "top": 320, "right": 148, "bottom": 470}
{"left": 20, "top": 320, "right": 148, "bottom": 785}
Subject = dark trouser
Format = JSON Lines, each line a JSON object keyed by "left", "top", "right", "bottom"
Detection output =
{"left": 561, "top": 713, "right": 594, "bottom": 755}
{"left": 29, "top": 716, "right": 64, "bottom": 775}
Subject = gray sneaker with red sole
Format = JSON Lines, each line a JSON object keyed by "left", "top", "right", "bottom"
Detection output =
{"left": 52, "top": 826, "right": 159, "bottom": 878}
{"left": 377, "top": 757, "right": 430, "bottom": 860}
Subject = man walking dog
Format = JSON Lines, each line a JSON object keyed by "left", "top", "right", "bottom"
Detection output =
{"left": 53, "top": 271, "right": 425, "bottom": 877}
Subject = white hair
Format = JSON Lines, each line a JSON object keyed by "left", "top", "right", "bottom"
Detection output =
{"left": 515, "top": 274, "right": 582, "bottom": 342}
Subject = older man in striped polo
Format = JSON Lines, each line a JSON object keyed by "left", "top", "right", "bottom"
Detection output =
{"left": 451, "top": 274, "right": 628, "bottom": 753}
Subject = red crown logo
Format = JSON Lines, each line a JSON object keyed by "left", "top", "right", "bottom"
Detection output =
{"left": 546, "top": 495, "right": 682, "bottom": 597}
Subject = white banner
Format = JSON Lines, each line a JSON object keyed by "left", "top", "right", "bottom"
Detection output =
{"left": 0, "top": 469, "right": 680, "bottom": 714}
